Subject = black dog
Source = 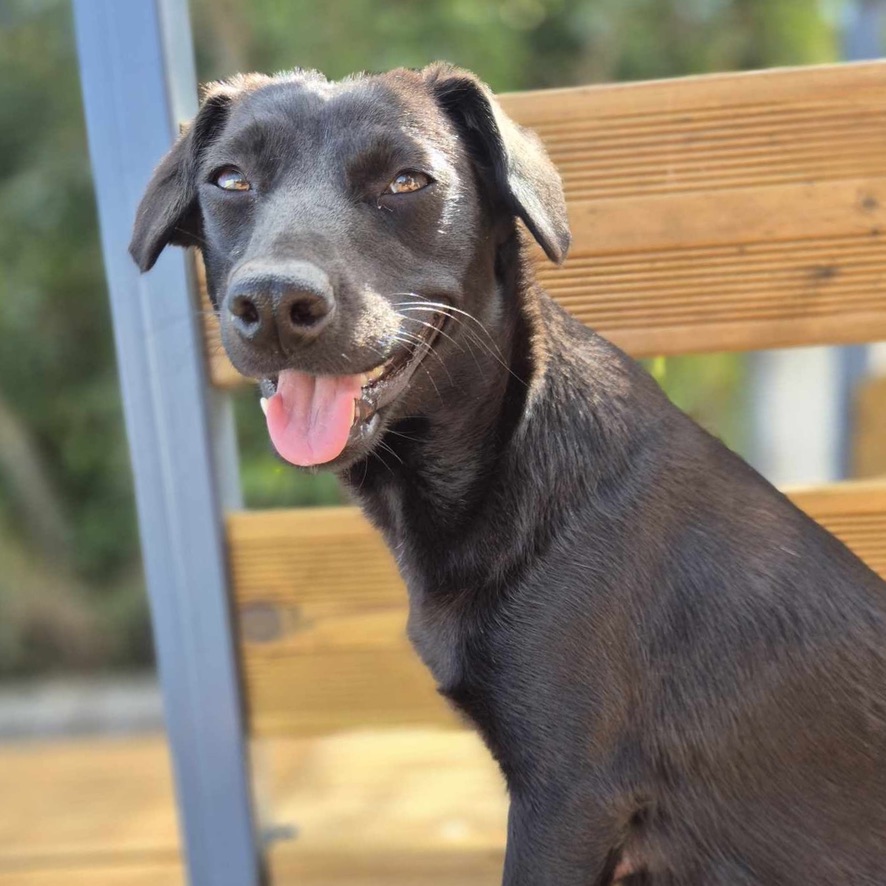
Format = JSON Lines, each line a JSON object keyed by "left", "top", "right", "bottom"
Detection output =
{"left": 131, "top": 65, "right": 886, "bottom": 884}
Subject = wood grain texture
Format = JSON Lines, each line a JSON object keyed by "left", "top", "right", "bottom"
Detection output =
{"left": 0, "top": 729, "right": 507, "bottom": 886}
{"left": 231, "top": 481, "right": 886, "bottom": 737}
{"left": 228, "top": 508, "right": 460, "bottom": 736}
{"left": 202, "top": 61, "right": 886, "bottom": 387}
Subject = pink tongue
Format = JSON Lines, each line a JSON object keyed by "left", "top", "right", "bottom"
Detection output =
{"left": 266, "top": 369, "right": 362, "bottom": 467}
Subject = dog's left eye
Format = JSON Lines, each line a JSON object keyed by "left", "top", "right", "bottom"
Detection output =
{"left": 386, "top": 171, "right": 432, "bottom": 195}
{"left": 213, "top": 166, "right": 251, "bottom": 191}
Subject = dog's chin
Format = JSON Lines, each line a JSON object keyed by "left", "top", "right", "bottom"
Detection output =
{"left": 255, "top": 312, "right": 446, "bottom": 473}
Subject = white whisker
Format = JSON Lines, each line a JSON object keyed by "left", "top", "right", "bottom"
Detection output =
{"left": 394, "top": 299, "right": 525, "bottom": 386}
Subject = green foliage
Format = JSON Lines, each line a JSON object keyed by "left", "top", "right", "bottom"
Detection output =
{"left": 0, "top": 0, "right": 846, "bottom": 674}
{"left": 644, "top": 353, "right": 749, "bottom": 454}
{"left": 191, "top": 0, "right": 840, "bottom": 91}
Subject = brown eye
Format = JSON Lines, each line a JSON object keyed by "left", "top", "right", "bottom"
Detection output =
{"left": 214, "top": 166, "right": 251, "bottom": 191}
{"left": 387, "top": 171, "right": 431, "bottom": 195}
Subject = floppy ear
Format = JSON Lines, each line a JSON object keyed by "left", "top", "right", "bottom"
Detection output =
{"left": 424, "top": 64, "right": 570, "bottom": 265}
{"left": 129, "top": 85, "right": 237, "bottom": 272}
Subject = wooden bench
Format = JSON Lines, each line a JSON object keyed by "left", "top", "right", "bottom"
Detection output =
{"left": 71, "top": 9, "right": 886, "bottom": 880}
{"left": 204, "top": 61, "right": 886, "bottom": 880}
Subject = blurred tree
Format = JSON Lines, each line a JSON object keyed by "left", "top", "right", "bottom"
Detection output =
{"left": 190, "top": 0, "right": 839, "bottom": 89}
{"left": 0, "top": 0, "right": 845, "bottom": 675}
{"left": 0, "top": 0, "right": 150, "bottom": 674}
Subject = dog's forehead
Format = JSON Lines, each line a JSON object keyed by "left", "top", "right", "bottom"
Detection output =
{"left": 221, "top": 71, "right": 454, "bottom": 152}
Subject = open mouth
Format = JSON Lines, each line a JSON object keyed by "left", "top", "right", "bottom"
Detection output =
{"left": 260, "top": 311, "right": 445, "bottom": 467}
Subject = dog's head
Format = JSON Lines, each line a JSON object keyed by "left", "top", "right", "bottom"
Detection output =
{"left": 130, "top": 64, "right": 569, "bottom": 470}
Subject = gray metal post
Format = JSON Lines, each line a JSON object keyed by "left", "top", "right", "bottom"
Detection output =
{"left": 73, "top": 2, "right": 263, "bottom": 884}
{"left": 844, "top": 0, "right": 886, "bottom": 60}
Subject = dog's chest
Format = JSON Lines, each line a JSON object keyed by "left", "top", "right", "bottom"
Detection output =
{"left": 369, "top": 499, "right": 514, "bottom": 738}
{"left": 404, "top": 590, "right": 466, "bottom": 691}
{"left": 406, "top": 588, "right": 546, "bottom": 784}
{"left": 376, "top": 518, "right": 471, "bottom": 690}
{"left": 407, "top": 600, "right": 506, "bottom": 747}
{"left": 402, "top": 576, "right": 519, "bottom": 756}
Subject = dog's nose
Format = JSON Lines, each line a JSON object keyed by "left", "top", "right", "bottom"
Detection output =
{"left": 225, "top": 260, "right": 336, "bottom": 348}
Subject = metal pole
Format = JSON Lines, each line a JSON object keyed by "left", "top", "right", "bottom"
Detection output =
{"left": 844, "top": 0, "right": 886, "bottom": 60}
{"left": 72, "top": 2, "right": 262, "bottom": 883}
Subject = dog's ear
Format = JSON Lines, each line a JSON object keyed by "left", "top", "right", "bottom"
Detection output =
{"left": 129, "top": 83, "right": 239, "bottom": 272}
{"left": 424, "top": 64, "right": 570, "bottom": 265}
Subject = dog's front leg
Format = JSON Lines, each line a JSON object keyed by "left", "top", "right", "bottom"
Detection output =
{"left": 501, "top": 791, "right": 621, "bottom": 886}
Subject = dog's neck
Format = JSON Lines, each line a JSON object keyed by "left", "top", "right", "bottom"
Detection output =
{"left": 341, "top": 234, "right": 596, "bottom": 595}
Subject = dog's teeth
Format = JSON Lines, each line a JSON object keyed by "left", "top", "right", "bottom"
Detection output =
{"left": 352, "top": 399, "right": 359, "bottom": 427}
{"left": 362, "top": 365, "right": 386, "bottom": 386}
{"left": 260, "top": 397, "right": 269, "bottom": 417}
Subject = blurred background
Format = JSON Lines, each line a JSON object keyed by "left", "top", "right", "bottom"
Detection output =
{"left": 0, "top": 0, "right": 873, "bottom": 688}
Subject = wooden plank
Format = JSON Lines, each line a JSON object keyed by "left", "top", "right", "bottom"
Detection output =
{"left": 507, "top": 61, "right": 886, "bottom": 358}
{"left": 0, "top": 865, "right": 184, "bottom": 886}
{"left": 0, "top": 729, "right": 508, "bottom": 886}
{"left": 270, "top": 850, "right": 503, "bottom": 885}
{"left": 243, "top": 648, "right": 459, "bottom": 736}
{"left": 230, "top": 481, "right": 886, "bottom": 737}
{"left": 265, "top": 727, "right": 505, "bottom": 884}
{"left": 228, "top": 507, "right": 402, "bottom": 611}
{"left": 228, "top": 508, "right": 457, "bottom": 736}
{"left": 499, "top": 60, "right": 886, "bottom": 124}
{"left": 853, "top": 375, "right": 886, "bottom": 478}
{"left": 262, "top": 727, "right": 506, "bottom": 843}
{"left": 202, "top": 61, "right": 886, "bottom": 387}
{"left": 0, "top": 737, "right": 183, "bottom": 885}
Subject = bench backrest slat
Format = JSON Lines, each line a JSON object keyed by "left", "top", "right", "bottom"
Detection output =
{"left": 232, "top": 483, "right": 886, "bottom": 737}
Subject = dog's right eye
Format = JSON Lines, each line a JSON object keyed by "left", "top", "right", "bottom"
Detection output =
{"left": 386, "top": 171, "right": 432, "bottom": 195}
{"left": 213, "top": 167, "right": 251, "bottom": 192}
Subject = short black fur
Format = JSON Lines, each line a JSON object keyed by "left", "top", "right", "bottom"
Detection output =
{"left": 131, "top": 63, "right": 886, "bottom": 885}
